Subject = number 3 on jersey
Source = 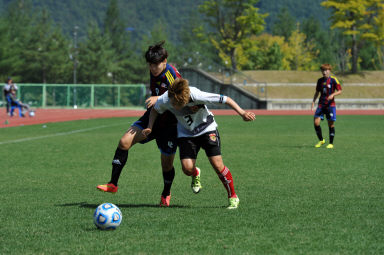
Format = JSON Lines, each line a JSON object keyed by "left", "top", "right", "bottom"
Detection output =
{"left": 184, "top": 115, "right": 193, "bottom": 126}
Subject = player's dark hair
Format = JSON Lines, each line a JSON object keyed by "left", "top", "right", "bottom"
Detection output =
{"left": 145, "top": 41, "right": 168, "bottom": 64}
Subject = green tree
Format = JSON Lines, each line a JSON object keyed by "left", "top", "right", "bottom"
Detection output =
{"left": 0, "top": 0, "right": 35, "bottom": 82}
{"left": 0, "top": 18, "right": 19, "bottom": 81}
{"left": 21, "top": 9, "right": 72, "bottom": 83}
{"left": 103, "top": 0, "right": 143, "bottom": 83}
{"left": 359, "top": 41, "right": 380, "bottom": 70}
{"left": 237, "top": 34, "right": 285, "bottom": 70}
{"left": 271, "top": 7, "right": 296, "bottom": 40}
{"left": 77, "top": 24, "right": 119, "bottom": 84}
{"left": 198, "top": 0, "right": 267, "bottom": 71}
{"left": 175, "top": 12, "right": 220, "bottom": 69}
{"left": 366, "top": 0, "right": 384, "bottom": 69}
{"left": 321, "top": 0, "right": 381, "bottom": 73}
{"left": 284, "top": 24, "right": 318, "bottom": 70}
{"left": 302, "top": 17, "right": 337, "bottom": 67}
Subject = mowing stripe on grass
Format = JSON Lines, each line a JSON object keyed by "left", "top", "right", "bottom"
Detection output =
{"left": 0, "top": 122, "right": 125, "bottom": 145}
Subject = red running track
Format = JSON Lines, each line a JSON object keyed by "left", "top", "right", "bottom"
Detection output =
{"left": 1, "top": 108, "right": 383, "bottom": 128}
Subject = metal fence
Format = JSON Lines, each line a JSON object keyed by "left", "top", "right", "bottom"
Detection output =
{"left": 1, "top": 83, "right": 146, "bottom": 108}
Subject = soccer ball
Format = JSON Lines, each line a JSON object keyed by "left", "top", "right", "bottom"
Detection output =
{"left": 93, "top": 203, "right": 122, "bottom": 230}
{"left": 29, "top": 111, "right": 35, "bottom": 117}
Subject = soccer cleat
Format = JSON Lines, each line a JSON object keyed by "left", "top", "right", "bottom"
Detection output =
{"left": 315, "top": 139, "right": 325, "bottom": 148}
{"left": 160, "top": 194, "right": 171, "bottom": 207}
{"left": 97, "top": 183, "right": 118, "bottom": 193}
{"left": 191, "top": 167, "right": 202, "bottom": 194}
{"left": 326, "top": 144, "right": 334, "bottom": 149}
{"left": 227, "top": 197, "right": 240, "bottom": 209}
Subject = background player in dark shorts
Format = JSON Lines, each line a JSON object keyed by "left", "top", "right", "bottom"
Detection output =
{"left": 311, "top": 63, "right": 342, "bottom": 149}
{"left": 97, "top": 41, "right": 199, "bottom": 207}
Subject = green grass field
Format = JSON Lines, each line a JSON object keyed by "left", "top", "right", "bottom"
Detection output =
{"left": 1, "top": 115, "right": 383, "bottom": 254}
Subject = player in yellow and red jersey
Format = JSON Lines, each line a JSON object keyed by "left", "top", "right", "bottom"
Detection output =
{"left": 311, "top": 64, "right": 342, "bottom": 149}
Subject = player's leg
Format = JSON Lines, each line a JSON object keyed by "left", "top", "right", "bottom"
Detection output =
{"left": 5, "top": 101, "right": 9, "bottom": 114}
{"left": 314, "top": 108, "right": 325, "bottom": 147}
{"left": 97, "top": 125, "right": 146, "bottom": 193}
{"left": 6, "top": 95, "right": 11, "bottom": 115}
{"left": 159, "top": 153, "right": 175, "bottom": 207}
{"left": 178, "top": 137, "right": 202, "bottom": 193}
{"left": 17, "top": 104, "right": 23, "bottom": 117}
{"left": 326, "top": 107, "right": 336, "bottom": 149}
{"left": 113, "top": 126, "right": 147, "bottom": 182}
{"left": 179, "top": 157, "right": 201, "bottom": 194}
{"left": 180, "top": 158, "right": 197, "bottom": 175}
{"left": 155, "top": 126, "right": 178, "bottom": 206}
{"left": 202, "top": 130, "right": 239, "bottom": 209}
{"left": 208, "top": 156, "right": 234, "bottom": 197}
{"left": 326, "top": 121, "right": 335, "bottom": 149}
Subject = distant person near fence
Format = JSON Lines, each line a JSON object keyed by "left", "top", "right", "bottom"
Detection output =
{"left": 3, "top": 77, "right": 18, "bottom": 115}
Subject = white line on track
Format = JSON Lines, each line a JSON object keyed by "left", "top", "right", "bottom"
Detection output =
{"left": 0, "top": 123, "right": 126, "bottom": 145}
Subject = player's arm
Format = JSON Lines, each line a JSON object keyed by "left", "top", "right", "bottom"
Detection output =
{"left": 311, "top": 91, "right": 320, "bottom": 111}
{"left": 145, "top": 96, "right": 159, "bottom": 108}
{"left": 225, "top": 97, "right": 255, "bottom": 121}
{"left": 142, "top": 107, "right": 159, "bottom": 137}
{"left": 327, "top": 88, "right": 342, "bottom": 101}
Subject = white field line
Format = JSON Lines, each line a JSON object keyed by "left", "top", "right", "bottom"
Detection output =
{"left": 0, "top": 123, "right": 125, "bottom": 145}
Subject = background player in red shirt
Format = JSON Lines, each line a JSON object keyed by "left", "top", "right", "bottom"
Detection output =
{"left": 97, "top": 41, "right": 200, "bottom": 206}
{"left": 311, "top": 64, "right": 342, "bottom": 149}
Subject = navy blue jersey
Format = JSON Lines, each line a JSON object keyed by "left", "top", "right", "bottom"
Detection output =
{"left": 150, "top": 63, "right": 181, "bottom": 96}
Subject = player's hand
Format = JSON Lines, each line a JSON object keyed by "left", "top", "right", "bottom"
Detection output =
{"left": 242, "top": 111, "right": 255, "bottom": 121}
{"left": 145, "top": 96, "right": 159, "bottom": 108}
{"left": 311, "top": 102, "right": 315, "bottom": 111}
{"left": 327, "top": 95, "right": 334, "bottom": 101}
{"left": 142, "top": 128, "right": 152, "bottom": 138}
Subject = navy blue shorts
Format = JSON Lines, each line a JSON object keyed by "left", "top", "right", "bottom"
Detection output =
{"left": 132, "top": 108, "right": 178, "bottom": 155}
{"left": 314, "top": 106, "right": 337, "bottom": 121}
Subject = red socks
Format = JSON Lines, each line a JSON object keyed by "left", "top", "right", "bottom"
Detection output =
{"left": 192, "top": 167, "right": 200, "bottom": 177}
{"left": 218, "top": 166, "right": 237, "bottom": 198}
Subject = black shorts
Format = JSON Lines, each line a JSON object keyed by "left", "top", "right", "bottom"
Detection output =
{"left": 132, "top": 108, "right": 178, "bottom": 155}
{"left": 178, "top": 130, "right": 221, "bottom": 159}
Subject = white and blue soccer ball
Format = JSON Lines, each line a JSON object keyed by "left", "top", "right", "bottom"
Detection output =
{"left": 93, "top": 203, "right": 122, "bottom": 230}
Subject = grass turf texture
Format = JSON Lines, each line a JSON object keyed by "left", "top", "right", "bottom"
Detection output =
{"left": 0, "top": 115, "right": 383, "bottom": 254}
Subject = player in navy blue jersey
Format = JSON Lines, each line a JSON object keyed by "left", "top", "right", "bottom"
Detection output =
{"left": 311, "top": 64, "right": 342, "bottom": 149}
{"left": 97, "top": 41, "right": 201, "bottom": 206}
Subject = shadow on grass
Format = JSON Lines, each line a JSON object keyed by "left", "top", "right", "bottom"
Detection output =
{"left": 55, "top": 201, "right": 192, "bottom": 209}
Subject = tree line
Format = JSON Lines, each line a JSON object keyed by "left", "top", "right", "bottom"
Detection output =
{"left": 0, "top": 0, "right": 383, "bottom": 85}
